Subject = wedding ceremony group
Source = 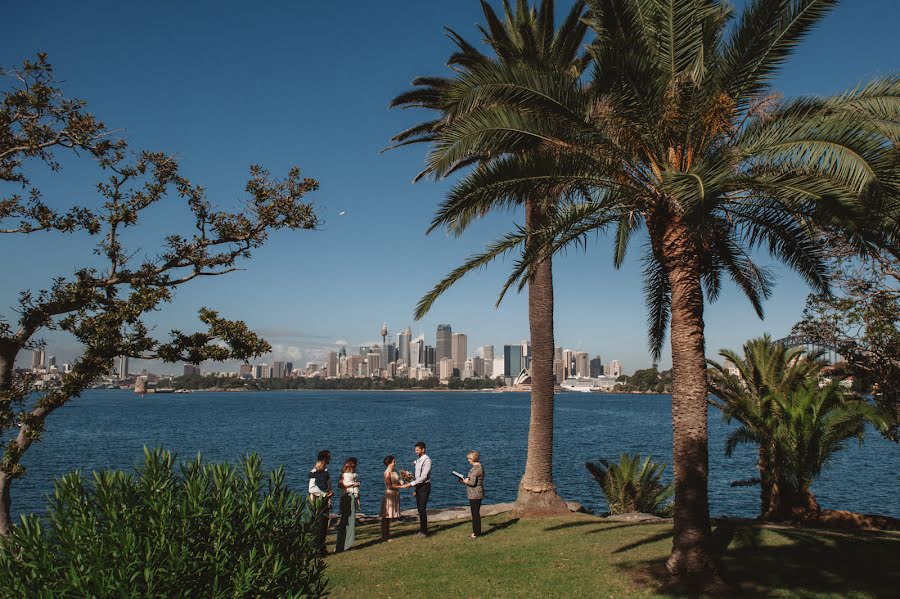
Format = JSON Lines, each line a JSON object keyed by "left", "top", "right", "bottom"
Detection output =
{"left": 308, "top": 442, "right": 486, "bottom": 556}
{"left": 1, "top": 0, "right": 898, "bottom": 597}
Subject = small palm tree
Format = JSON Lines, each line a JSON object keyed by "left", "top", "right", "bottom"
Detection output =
{"left": 726, "top": 380, "right": 884, "bottom": 521}
{"left": 708, "top": 335, "right": 826, "bottom": 518}
{"left": 586, "top": 453, "right": 674, "bottom": 516}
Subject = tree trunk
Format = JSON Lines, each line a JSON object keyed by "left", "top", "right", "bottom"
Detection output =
{"left": 659, "top": 222, "right": 717, "bottom": 577}
{"left": 515, "top": 198, "right": 568, "bottom": 516}
{"left": 0, "top": 346, "right": 15, "bottom": 536}
{"left": 758, "top": 444, "right": 772, "bottom": 518}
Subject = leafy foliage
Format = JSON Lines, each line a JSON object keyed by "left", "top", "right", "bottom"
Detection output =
{"left": 0, "top": 448, "right": 328, "bottom": 597}
{"left": 586, "top": 453, "right": 673, "bottom": 516}
{"left": 0, "top": 55, "right": 319, "bottom": 532}
{"left": 792, "top": 245, "right": 900, "bottom": 441}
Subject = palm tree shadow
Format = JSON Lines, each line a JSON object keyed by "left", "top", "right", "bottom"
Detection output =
{"left": 615, "top": 523, "right": 900, "bottom": 598}
{"left": 339, "top": 518, "right": 471, "bottom": 551}
{"left": 482, "top": 517, "right": 520, "bottom": 536}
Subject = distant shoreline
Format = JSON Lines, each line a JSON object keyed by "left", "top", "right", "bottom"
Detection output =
{"left": 114, "top": 387, "right": 671, "bottom": 395}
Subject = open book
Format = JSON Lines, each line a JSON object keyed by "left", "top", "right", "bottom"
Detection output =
{"left": 451, "top": 470, "right": 466, "bottom": 480}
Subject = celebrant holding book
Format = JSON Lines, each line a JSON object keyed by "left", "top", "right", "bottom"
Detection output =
{"left": 457, "top": 450, "right": 484, "bottom": 538}
{"left": 401, "top": 441, "right": 432, "bottom": 537}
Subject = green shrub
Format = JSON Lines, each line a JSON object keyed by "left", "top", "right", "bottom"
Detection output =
{"left": 586, "top": 453, "right": 674, "bottom": 516}
{"left": 0, "top": 448, "right": 327, "bottom": 598}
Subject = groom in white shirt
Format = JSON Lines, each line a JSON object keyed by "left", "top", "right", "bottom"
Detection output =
{"left": 403, "top": 441, "right": 432, "bottom": 537}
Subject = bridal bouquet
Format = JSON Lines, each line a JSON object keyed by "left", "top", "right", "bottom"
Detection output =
{"left": 398, "top": 469, "right": 413, "bottom": 484}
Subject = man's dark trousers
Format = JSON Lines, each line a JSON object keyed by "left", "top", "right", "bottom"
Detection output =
{"left": 415, "top": 482, "right": 431, "bottom": 534}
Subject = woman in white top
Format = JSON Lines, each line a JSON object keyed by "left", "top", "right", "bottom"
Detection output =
{"left": 335, "top": 457, "right": 360, "bottom": 552}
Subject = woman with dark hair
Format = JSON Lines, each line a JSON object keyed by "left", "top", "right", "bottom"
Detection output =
{"left": 335, "top": 457, "right": 360, "bottom": 552}
{"left": 379, "top": 455, "right": 403, "bottom": 541}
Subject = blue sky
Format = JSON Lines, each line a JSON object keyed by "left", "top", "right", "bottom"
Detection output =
{"left": 2, "top": 1, "right": 898, "bottom": 374}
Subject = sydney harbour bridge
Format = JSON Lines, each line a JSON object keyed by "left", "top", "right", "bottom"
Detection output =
{"left": 773, "top": 334, "right": 844, "bottom": 365}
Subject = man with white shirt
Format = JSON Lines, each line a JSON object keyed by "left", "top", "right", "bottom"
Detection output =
{"left": 403, "top": 441, "right": 432, "bottom": 537}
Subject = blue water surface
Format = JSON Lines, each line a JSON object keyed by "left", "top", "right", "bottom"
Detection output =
{"left": 11, "top": 390, "right": 900, "bottom": 520}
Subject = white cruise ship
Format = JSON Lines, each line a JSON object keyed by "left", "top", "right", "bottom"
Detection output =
{"left": 560, "top": 376, "right": 619, "bottom": 393}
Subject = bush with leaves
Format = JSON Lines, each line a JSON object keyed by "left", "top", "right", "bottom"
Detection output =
{"left": 586, "top": 453, "right": 674, "bottom": 517}
{"left": 0, "top": 448, "right": 328, "bottom": 598}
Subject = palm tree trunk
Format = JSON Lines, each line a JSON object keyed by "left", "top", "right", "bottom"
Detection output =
{"left": 515, "top": 198, "right": 567, "bottom": 515}
{"left": 659, "top": 222, "right": 717, "bottom": 577}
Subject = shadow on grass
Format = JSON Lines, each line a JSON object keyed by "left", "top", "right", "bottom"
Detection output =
{"left": 482, "top": 517, "right": 519, "bottom": 536}
{"left": 616, "top": 522, "right": 900, "bottom": 598}
{"left": 336, "top": 518, "right": 472, "bottom": 552}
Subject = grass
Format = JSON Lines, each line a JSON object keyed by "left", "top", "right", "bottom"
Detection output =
{"left": 324, "top": 512, "right": 900, "bottom": 598}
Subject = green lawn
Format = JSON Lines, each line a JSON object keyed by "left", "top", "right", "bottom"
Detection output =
{"left": 324, "top": 513, "right": 900, "bottom": 598}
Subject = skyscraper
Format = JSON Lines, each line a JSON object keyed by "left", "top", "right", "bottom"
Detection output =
{"left": 398, "top": 327, "right": 411, "bottom": 366}
{"left": 367, "top": 351, "right": 381, "bottom": 376}
{"left": 271, "top": 361, "right": 286, "bottom": 379}
{"left": 436, "top": 324, "right": 452, "bottom": 366}
{"left": 590, "top": 356, "right": 604, "bottom": 377}
{"left": 562, "top": 349, "right": 575, "bottom": 378}
{"left": 609, "top": 359, "right": 623, "bottom": 377}
{"left": 326, "top": 351, "right": 338, "bottom": 378}
{"left": 451, "top": 332, "right": 467, "bottom": 373}
{"left": 118, "top": 355, "right": 129, "bottom": 380}
{"left": 521, "top": 340, "right": 531, "bottom": 369}
{"left": 409, "top": 334, "right": 425, "bottom": 368}
{"left": 504, "top": 344, "right": 523, "bottom": 377}
{"left": 438, "top": 357, "right": 455, "bottom": 381}
{"left": 424, "top": 345, "right": 435, "bottom": 371}
{"left": 575, "top": 352, "right": 589, "bottom": 378}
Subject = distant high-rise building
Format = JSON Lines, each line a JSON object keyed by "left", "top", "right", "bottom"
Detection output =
{"left": 253, "top": 364, "right": 264, "bottom": 379}
{"left": 338, "top": 346, "right": 347, "bottom": 358}
{"left": 554, "top": 346, "right": 563, "bottom": 361}
{"left": 359, "top": 346, "right": 371, "bottom": 357}
{"left": 239, "top": 364, "right": 253, "bottom": 379}
{"left": 553, "top": 359, "right": 565, "bottom": 384}
{"left": 609, "top": 359, "right": 623, "bottom": 378}
{"left": 439, "top": 357, "right": 455, "bottom": 381}
{"left": 63, "top": 363, "right": 72, "bottom": 374}
{"left": 285, "top": 362, "right": 293, "bottom": 375}
{"left": 31, "top": 349, "right": 45, "bottom": 371}
{"left": 436, "top": 324, "right": 452, "bottom": 366}
{"left": 424, "top": 345, "right": 435, "bottom": 371}
{"left": 562, "top": 349, "right": 575, "bottom": 378}
{"left": 521, "top": 341, "right": 531, "bottom": 369}
{"left": 118, "top": 355, "right": 129, "bottom": 380}
{"left": 326, "top": 352, "right": 338, "bottom": 378}
{"left": 381, "top": 342, "right": 396, "bottom": 372}
{"left": 398, "top": 327, "right": 411, "bottom": 366}
{"left": 451, "top": 333, "right": 467, "bottom": 372}
{"left": 492, "top": 357, "right": 505, "bottom": 380}
{"left": 271, "top": 361, "right": 286, "bottom": 379}
{"left": 472, "top": 356, "right": 485, "bottom": 378}
{"left": 481, "top": 346, "right": 494, "bottom": 378}
{"left": 462, "top": 358, "right": 475, "bottom": 379}
{"left": 48, "top": 355, "right": 56, "bottom": 368}
{"left": 409, "top": 334, "right": 425, "bottom": 368}
{"left": 589, "top": 356, "right": 604, "bottom": 377}
{"left": 367, "top": 351, "right": 381, "bottom": 376}
{"left": 504, "top": 345, "right": 523, "bottom": 377}
{"left": 348, "top": 355, "right": 365, "bottom": 377}
{"left": 575, "top": 352, "right": 590, "bottom": 378}
{"left": 183, "top": 363, "right": 201, "bottom": 376}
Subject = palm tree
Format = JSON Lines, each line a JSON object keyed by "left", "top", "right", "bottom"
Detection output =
{"left": 389, "top": 0, "right": 590, "bottom": 514}
{"left": 586, "top": 453, "right": 674, "bottom": 516}
{"left": 404, "top": 0, "right": 899, "bottom": 575}
{"left": 708, "top": 335, "right": 826, "bottom": 518}
{"left": 727, "top": 380, "right": 884, "bottom": 521}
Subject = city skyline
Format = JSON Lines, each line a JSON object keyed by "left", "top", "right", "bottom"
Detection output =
{"left": 3, "top": 1, "right": 897, "bottom": 376}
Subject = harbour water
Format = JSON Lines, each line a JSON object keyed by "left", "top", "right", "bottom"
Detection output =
{"left": 12, "top": 390, "right": 900, "bottom": 520}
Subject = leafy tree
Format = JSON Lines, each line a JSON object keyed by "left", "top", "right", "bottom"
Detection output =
{"left": 586, "top": 453, "right": 673, "bottom": 516}
{"left": 0, "top": 56, "right": 319, "bottom": 534}
{"left": 0, "top": 448, "right": 327, "bottom": 597}
{"left": 399, "top": 0, "right": 898, "bottom": 576}
{"left": 390, "top": 0, "right": 590, "bottom": 515}
{"left": 708, "top": 335, "right": 827, "bottom": 518}
{"left": 793, "top": 244, "right": 900, "bottom": 440}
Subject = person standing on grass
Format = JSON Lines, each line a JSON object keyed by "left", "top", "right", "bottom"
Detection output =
{"left": 308, "top": 450, "right": 333, "bottom": 557}
{"left": 380, "top": 455, "right": 403, "bottom": 542}
{"left": 402, "top": 441, "right": 432, "bottom": 537}
{"left": 335, "top": 457, "right": 361, "bottom": 552}
{"left": 459, "top": 450, "right": 484, "bottom": 538}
